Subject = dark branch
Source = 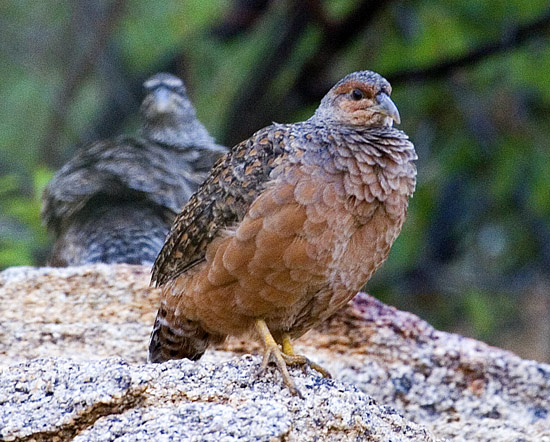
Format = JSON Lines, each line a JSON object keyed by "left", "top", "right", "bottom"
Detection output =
{"left": 283, "top": 7, "right": 550, "bottom": 114}
{"left": 387, "top": 10, "right": 550, "bottom": 84}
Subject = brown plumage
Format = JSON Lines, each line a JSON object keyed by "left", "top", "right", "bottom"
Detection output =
{"left": 148, "top": 70, "right": 417, "bottom": 395}
{"left": 42, "top": 73, "right": 226, "bottom": 266}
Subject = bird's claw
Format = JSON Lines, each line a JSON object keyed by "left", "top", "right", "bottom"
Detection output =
{"left": 282, "top": 354, "right": 332, "bottom": 379}
{"left": 254, "top": 319, "right": 330, "bottom": 397}
{"left": 257, "top": 344, "right": 303, "bottom": 398}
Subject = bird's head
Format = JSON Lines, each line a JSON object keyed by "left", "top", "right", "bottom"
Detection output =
{"left": 141, "top": 73, "right": 196, "bottom": 123}
{"left": 314, "top": 70, "right": 400, "bottom": 128}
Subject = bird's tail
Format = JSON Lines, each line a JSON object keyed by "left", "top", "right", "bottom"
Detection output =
{"left": 148, "top": 307, "right": 221, "bottom": 363}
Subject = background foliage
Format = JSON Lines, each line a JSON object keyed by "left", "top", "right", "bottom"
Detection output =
{"left": 1, "top": 0, "right": 549, "bottom": 362}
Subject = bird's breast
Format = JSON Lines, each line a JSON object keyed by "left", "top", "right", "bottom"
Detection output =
{"left": 295, "top": 164, "right": 408, "bottom": 291}
{"left": 290, "top": 135, "right": 416, "bottom": 298}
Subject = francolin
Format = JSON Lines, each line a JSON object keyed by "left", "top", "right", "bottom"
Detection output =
{"left": 149, "top": 70, "right": 417, "bottom": 395}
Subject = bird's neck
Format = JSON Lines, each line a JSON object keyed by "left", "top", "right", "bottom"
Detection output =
{"left": 142, "top": 118, "right": 216, "bottom": 149}
{"left": 343, "top": 126, "right": 417, "bottom": 165}
{"left": 323, "top": 124, "right": 418, "bottom": 205}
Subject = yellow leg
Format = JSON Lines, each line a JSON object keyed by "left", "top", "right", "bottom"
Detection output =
{"left": 255, "top": 319, "right": 301, "bottom": 397}
{"left": 281, "top": 334, "right": 295, "bottom": 356}
{"left": 281, "top": 334, "right": 332, "bottom": 379}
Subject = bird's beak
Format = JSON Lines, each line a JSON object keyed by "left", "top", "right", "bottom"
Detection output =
{"left": 371, "top": 93, "right": 401, "bottom": 125}
{"left": 152, "top": 87, "right": 172, "bottom": 113}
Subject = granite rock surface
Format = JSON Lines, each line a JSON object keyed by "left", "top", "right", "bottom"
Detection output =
{"left": 1, "top": 264, "right": 549, "bottom": 441}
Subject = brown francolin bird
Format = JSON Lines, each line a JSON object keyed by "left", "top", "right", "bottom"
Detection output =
{"left": 42, "top": 73, "right": 226, "bottom": 266}
{"left": 149, "top": 70, "right": 417, "bottom": 395}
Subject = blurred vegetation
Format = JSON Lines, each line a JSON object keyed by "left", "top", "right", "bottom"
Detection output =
{"left": 1, "top": 0, "right": 549, "bottom": 362}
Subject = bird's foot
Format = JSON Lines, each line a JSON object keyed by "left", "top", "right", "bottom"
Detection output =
{"left": 255, "top": 319, "right": 302, "bottom": 397}
{"left": 258, "top": 342, "right": 303, "bottom": 398}
{"left": 280, "top": 353, "right": 332, "bottom": 379}
{"left": 281, "top": 334, "right": 332, "bottom": 379}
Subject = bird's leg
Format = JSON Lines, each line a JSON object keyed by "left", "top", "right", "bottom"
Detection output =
{"left": 255, "top": 319, "right": 301, "bottom": 397}
{"left": 281, "top": 334, "right": 332, "bottom": 379}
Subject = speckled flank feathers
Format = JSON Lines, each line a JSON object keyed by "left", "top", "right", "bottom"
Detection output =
{"left": 148, "top": 70, "right": 417, "bottom": 374}
{"left": 42, "top": 73, "right": 227, "bottom": 266}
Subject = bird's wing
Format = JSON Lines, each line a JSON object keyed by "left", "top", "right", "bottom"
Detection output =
{"left": 152, "top": 124, "right": 290, "bottom": 286}
{"left": 42, "top": 139, "right": 123, "bottom": 232}
{"left": 42, "top": 136, "right": 194, "bottom": 232}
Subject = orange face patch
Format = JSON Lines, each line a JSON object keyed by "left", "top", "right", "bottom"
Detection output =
{"left": 333, "top": 80, "right": 377, "bottom": 99}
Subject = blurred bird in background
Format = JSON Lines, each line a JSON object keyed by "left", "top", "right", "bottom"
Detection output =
{"left": 42, "top": 73, "right": 227, "bottom": 266}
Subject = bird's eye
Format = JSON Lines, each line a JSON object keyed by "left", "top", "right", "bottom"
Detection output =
{"left": 351, "top": 89, "right": 364, "bottom": 100}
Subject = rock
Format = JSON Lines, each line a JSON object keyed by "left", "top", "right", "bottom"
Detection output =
{"left": 0, "top": 357, "right": 146, "bottom": 441}
{"left": 1, "top": 264, "right": 550, "bottom": 441}
{"left": 311, "top": 296, "right": 550, "bottom": 441}
{"left": 0, "top": 357, "right": 435, "bottom": 441}
{"left": 0, "top": 264, "right": 158, "bottom": 365}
